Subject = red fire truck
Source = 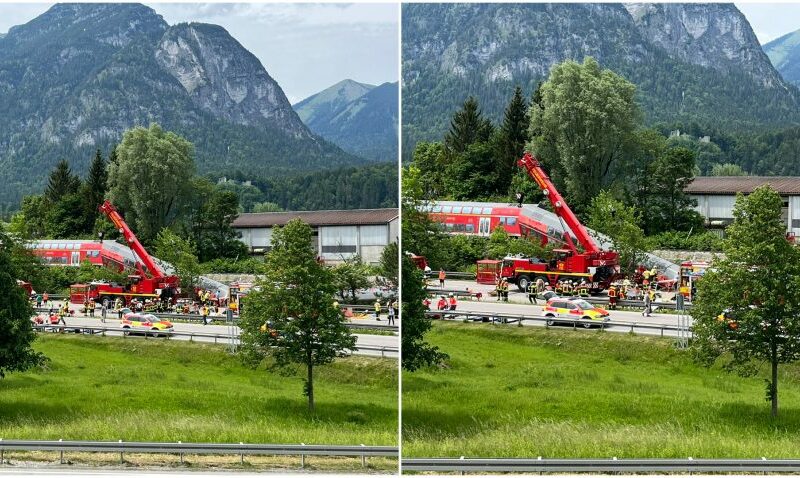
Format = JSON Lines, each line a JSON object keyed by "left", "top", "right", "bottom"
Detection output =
{"left": 492, "top": 153, "right": 621, "bottom": 293}
{"left": 69, "top": 201, "right": 179, "bottom": 306}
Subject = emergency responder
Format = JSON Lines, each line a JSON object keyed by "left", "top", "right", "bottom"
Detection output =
{"left": 578, "top": 280, "right": 589, "bottom": 297}
{"left": 448, "top": 293, "right": 457, "bottom": 311}
{"left": 42, "top": 292, "right": 49, "bottom": 308}
{"left": 555, "top": 280, "right": 563, "bottom": 296}
{"left": 437, "top": 296, "right": 447, "bottom": 310}
{"left": 527, "top": 281, "right": 537, "bottom": 304}
{"left": 535, "top": 277, "right": 545, "bottom": 295}
{"left": 608, "top": 284, "right": 618, "bottom": 310}
{"left": 562, "top": 280, "right": 572, "bottom": 296}
{"left": 642, "top": 289, "right": 652, "bottom": 317}
{"left": 88, "top": 299, "right": 95, "bottom": 318}
{"left": 374, "top": 299, "right": 382, "bottom": 321}
{"left": 438, "top": 269, "right": 446, "bottom": 287}
{"left": 501, "top": 279, "right": 509, "bottom": 302}
{"left": 495, "top": 276, "right": 502, "bottom": 301}
{"left": 201, "top": 305, "right": 210, "bottom": 325}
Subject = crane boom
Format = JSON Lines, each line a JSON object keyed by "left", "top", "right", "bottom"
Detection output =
{"left": 98, "top": 200, "right": 165, "bottom": 279}
{"left": 517, "top": 152, "right": 600, "bottom": 254}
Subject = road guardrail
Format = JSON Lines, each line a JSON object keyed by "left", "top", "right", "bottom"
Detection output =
{"left": 31, "top": 325, "right": 398, "bottom": 357}
{"left": 0, "top": 439, "right": 397, "bottom": 468}
{"left": 401, "top": 457, "right": 800, "bottom": 473}
{"left": 426, "top": 310, "right": 692, "bottom": 338}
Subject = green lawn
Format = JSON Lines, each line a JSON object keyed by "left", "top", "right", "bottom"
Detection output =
{"left": 403, "top": 322, "right": 800, "bottom": 458}
{"left": 0, "top": 334, "right": 397, "bottom": 446}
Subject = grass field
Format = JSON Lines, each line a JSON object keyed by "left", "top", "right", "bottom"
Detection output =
{"left": 0, "top": 334, "right": 397, "bottom": 447}
{"left": 402, "top": 322, "right": 800, "bottom": 458}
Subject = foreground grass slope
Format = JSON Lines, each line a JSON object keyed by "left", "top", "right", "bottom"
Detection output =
{"left": 0, "top": 335, "right": 397, "bottom": 445}
{"left": 403, "top": 322, "right": 800, "bottom": 458}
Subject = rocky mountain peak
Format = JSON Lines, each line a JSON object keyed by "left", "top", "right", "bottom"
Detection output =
{"left": 5, "top": 3, "right": 167, "bottom": 50}
{"left": 625, "top": 3, "right": 782, "bottom": 87}
{"left": 155, "top": 21, "right": 312, "bottom": 138}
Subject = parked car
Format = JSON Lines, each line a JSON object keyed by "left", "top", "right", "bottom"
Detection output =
{"left": 542, "top": 297, "right": 610, "bottom": 328}
{"left": 120, "top": 313, "right": 173, "bottom": 337}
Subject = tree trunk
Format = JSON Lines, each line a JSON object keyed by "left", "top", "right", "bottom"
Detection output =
{"left": 307, "top": 360, "right": 315, "bottom": 413}
{"left": 771, "top": 351, "right": 779, "bottom": 418}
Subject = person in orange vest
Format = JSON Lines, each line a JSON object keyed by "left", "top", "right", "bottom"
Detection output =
{"left": 438, "top": 269, "right": 446, "bottom": 287}
{"left": 448, "top": 293, "right": 457, "bottom": 311}
{"left": 608, "top": 284, "right": 618, "bottom": 310}
{"left": 437, "top": 296, "right": 447, "bottom": 310}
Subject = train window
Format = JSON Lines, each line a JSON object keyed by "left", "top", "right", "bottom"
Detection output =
{"left": 431, "top": 205, "right": 442, "bottom": 213}
{"left": 482, "top": 207, "right": 492, "bottom": 215}
{"left": 466, "top": 224, "right": 474, "bottom": 233}
{"left": 462, "top": 207, "right": 472, "bottom": 214}
{"left": 441, "top": 206, "right": 451, "bottom": 213}
{"left": 445, "top": 223, "right": 454, "bottom": 231}
{"left": 498, "top": 217, "right": 506, "bottom": 225}
{"left": 506, "top": 217, "right": 517, "bottom": 226}
{"left": 452, "top": 206, "right": 462, "bottom": 214}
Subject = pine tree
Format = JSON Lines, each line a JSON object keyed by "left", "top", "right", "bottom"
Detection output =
{"left": 496, "top": 86, "right": 530, "bottom": 194}
{"left": 45, "top": 160, "right": 81, "bottom": 204}
{"left": 82, "top": 149, "right": 108, "bottom": 232}
{"left": 443, "top": 96, "right": 494, "bottom": 154}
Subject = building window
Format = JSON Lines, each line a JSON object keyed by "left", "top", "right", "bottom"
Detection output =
{"left": 321, "top": 245, "right": 357, "bottom": 253}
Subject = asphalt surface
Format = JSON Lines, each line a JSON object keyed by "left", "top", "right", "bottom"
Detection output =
{"left": 431, "top": 279, "right": 693, "bottom": 339}
{"left": 35, "top": 304, "right": 398, "bottom": 359}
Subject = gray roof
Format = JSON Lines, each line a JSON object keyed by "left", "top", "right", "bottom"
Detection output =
{"left": 685, "top": 177, "right": 800, "bottom": 195}
{"left": 233, "top": 209, "right": 398, "bottom": 228}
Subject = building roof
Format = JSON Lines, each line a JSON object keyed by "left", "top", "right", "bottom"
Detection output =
{"left": 685, "top": 177, "right": 800, "bottom": 195}
{"left": 233, "top": 209, "right": 399, "bottom": 228}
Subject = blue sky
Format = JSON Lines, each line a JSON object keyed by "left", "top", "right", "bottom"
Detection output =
{"left": 0, "top": 3, "right": 399, "bottom": 103}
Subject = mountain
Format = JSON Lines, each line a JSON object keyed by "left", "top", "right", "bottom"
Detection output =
{"left": 764, "top": 29, "right": 800, "bottom": 86}
{"left": 0, "top": 3, "right": 363, "bottom": 207}
{"left": 293, "top": 80, "right": 398, "bottom": 161}
{"left": 402, "top": 3, "right": 800, "bottom": 156}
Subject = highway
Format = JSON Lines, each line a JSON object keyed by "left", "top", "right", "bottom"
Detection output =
{"left": 36, "top": 306, "right": 398, "bottom": 359}
{"left": 430, "top": 279, "right": 693, "bottom": 338}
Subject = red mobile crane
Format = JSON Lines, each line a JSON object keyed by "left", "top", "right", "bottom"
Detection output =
{"left": 494, "top": 152, "right": 620, "bottom": 292}
{"left": 69, "top": 201, "right": 180, "bottom": 306}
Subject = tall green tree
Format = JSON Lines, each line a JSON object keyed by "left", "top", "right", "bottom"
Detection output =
{"left": 82, "top": 149, "right": 108, "bottom": 232}
{"left": 45, "top": 160, "right": 80, "bottom": 204}
{"left": 691, "top": 186, "right": 800, "bottom": 417}
{"left": 587, "top": 191, "right": 648, "bottom": 275}
{"left": 444, "top": 96, "right": 494, "bottom": 155}
{"left": 530, "top": 57, "right": 639, "bottom": 214}
{"left": 0, "top": 230, "right": 46, "bottom": 378}
{"left": 412, "top": 142, "right": 447, "bottom": 199}
{"left": 646, "top": 147, "right": 701, "bottom": 233}
{"left": 495, "top": 86, "right": 530, "bottom": 193}
{"left": 153, "top": 229, "right": 202, "bottom": 292}
{"left": 107, "top": 124, "right": 195, "bottom": 245}
{"left": 401, "top": 254, "right": 447, "bottom": 371}
{"left": 184, "top": 178, "right": 247, "bottom": 262}
{"left": 238, "top": 219, "right": 356, "bottom": 412}
{"left": 401, "top": 166, "right": 446, "bottom": 268}
{"left": 379, "top": 242, "right": 399, "bottom": 288}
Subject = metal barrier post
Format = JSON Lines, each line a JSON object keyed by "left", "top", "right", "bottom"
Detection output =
{"left": 300, "top": 443, "right": 306, "bottom": 468}
{"left": 119, "top": 439, "right": 123, "bottom": 464}
{"left": 1, "top": 438, "right": 4, "bottom": 464}
{"left": 240, "top": 442, "right": 244, "bottom": 464}
{"left": 361, "top": 444, "right": 366, "bottom": 467}
{"left": 59, "top": 438, "right": 64, "bottom": 464}
{"left": 179, "top": 440, "right": 183, "bottom": 464}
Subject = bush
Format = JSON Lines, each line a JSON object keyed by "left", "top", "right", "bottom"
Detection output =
{"left": 649, "top": 230, "right": 724, "bottom": 252}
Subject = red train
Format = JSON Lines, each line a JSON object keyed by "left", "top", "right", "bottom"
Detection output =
{"left": 27, "top": 240, "right": 137, "bottom": 272}
{"left": 420, "top": 201, "right": 551, "bottom": 243}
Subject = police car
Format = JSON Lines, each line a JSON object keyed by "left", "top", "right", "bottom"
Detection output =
{"left": 542, "top": 297, "right": 610, "bottom": 328}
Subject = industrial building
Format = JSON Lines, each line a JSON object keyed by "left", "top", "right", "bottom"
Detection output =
{"left": 232, "top": 209, "right": 399, "bottom": 264}
{"left": 685, "top": 177, "right": 800, "bottom": 237}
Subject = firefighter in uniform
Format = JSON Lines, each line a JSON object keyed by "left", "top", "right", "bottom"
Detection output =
{"left": 562, "top": 280, "right": 572, "bottom": 297}
{"left": 527, "top": 281, "right": 537, "bottom": 305}
{"left": 501, "top": 279, "right": 509, "bottom": 302}
{"left": 578, "top": 280, "right": 589, "bottom": 297}
{"left": 608, "top": 284, "right": 618, "bottom": 310}
{"left": 555, "top": 280, "right": 563, "bottom": 296}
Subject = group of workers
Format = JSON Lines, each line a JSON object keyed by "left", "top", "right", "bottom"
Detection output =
{"left": 553, "top": 279, "right": 592, "bottom": 298}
